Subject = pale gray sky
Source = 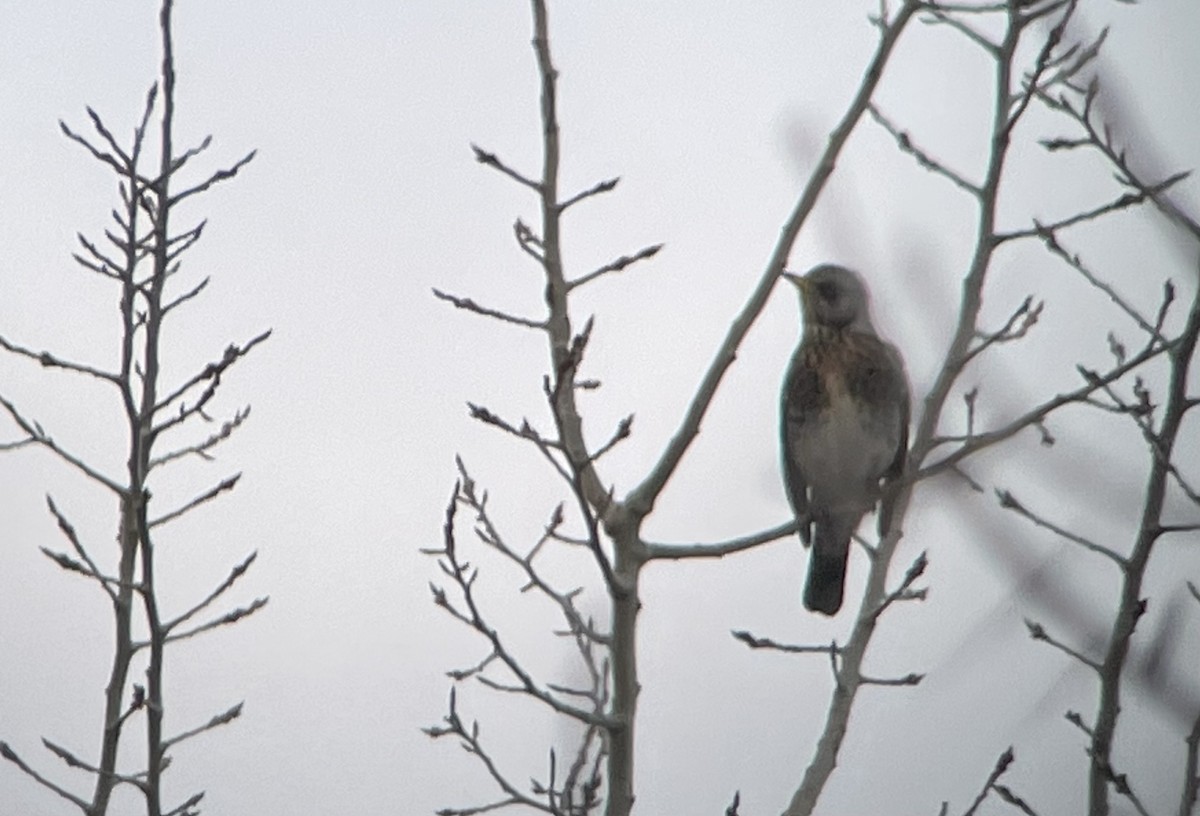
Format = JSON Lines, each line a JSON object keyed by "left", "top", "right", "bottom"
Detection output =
{"left": 1, "top": 2, "right": 1198, "bottom": 814}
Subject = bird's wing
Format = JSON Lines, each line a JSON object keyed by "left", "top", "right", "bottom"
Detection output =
{"left": 877, "top": 341, "right": 910, "bottom": 539}
{"left": 781, "top": 349, "right": 821, "bottom": 545}
{"left": 883, "top": 341, "right": 910, "bottom": 481}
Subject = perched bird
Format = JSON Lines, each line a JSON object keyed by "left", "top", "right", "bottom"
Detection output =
{"left": 780, "top": 265, "right": 910, "bottom": 615}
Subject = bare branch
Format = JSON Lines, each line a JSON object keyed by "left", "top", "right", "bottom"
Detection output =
{"left": 1025, "top": 618, "right": 1101, "bottom": 672}
{"left": 161, "top": 275, "right": 210, "bottom": 315}
{"left": 996, "top": 173, "right": 1188, "bottom": 243}
{"left": 919, "top": 7, "right": 999, "bottom": 55}
{"left": 996, "top": 489, "right": 1124, "bottom": 564}
{"left": 433, "top": 485, "right": 612, "bottom": 729}
{"left": 962, "top": 748, "right": 1015, "bottom": 816}
{"left": 164, "top": 792, "right": 205, "bottom": 816}
{"left": 871, "top": 551, "right": 929, "bottom": 620}
{"left": 41, "top": 739, "right": 146, "bottom": 790}
{"left": 450, "top": 464, "right": 611, "bottom": 646}
{"left": 920, "top": 340, "right": 1170, "bottom": 479}
{"left": 149, "top": 405, "right": 251, "bottom": 469}
{"left": 868, "top": 103, "right": 982, "bottom": 196}
{"left": 644, "top": 521, "right": 794, "bottom": 560}
{"left": 166, "top": 149, "right": 256, "bottom": 206}
{"left": 963, "top": 296, "right": 1044, "bottom": 366}
{"left": 1035, "top": 226, "right": 1168, "bottom": 342}
{"left": 0, "top": 395, "right": 124, "bottom": 493}
{"left": 161, "top": 703, "right": 243, "bottom": 752}
{"left": 148, "top": 473, "right": 241, "bottom": 528}
{"left": 432, "top": 288, "right": 547, "bottom": 330}
{"left": 59, "top": 118, "right": 135, "bottom": 179}
{"left": 44, "top": 495, "right": 119, "bottom": 602}
{"left": 471, "top": 143, "right": 542, "bottom": 193}
{"left": 424, "top": 689, "right": 558, "bottom": 816}
{"left": 152, "top": 329, "right": 272, "bottom": 420}
{"left": 154, "top": 598, "right": 268, "bottom": 647}
{"left": 567, "top": 243, "right": 663, "bottom": 291}
{"left": 170, "top": 133, "right": 213, "bottom": 173}
{"left": 860, "top": 672, "right": 923, "bottom": 687}
{"left": 1181, "top": 709, "right": 1200, "bottom": 816}
{"left": 163, "top": 551, "right": 259, "bottom": 634}
{"left": 586, "top": 415, "right": 633, "bottom": 464}
{"left": 559, "top": 176, "right": 619, "bottom": 212}
{"left": 731, "top": 630, "right": 839, "bottom": 657}
{"left": 0, "top": 741, "right": 91, "bottom": 812}
{"left": 0, "top": 334, "right": 120, "bottom": 384}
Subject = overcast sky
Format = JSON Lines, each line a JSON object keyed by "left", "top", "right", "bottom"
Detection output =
{"left": 2, "top": 2, "right": 1199, "bottom": 814}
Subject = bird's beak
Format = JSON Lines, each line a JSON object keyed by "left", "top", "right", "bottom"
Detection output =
{"left": 782, "top": 271, "right": 809, "bottom": 294}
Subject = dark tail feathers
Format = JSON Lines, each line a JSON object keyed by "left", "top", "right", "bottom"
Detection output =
{"left": 802, "top": 515, "right": 857, "bottom": 616}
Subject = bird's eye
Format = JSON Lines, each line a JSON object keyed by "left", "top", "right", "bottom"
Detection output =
{"left": 816, "top": 281, "right": 838, "bottom": 301}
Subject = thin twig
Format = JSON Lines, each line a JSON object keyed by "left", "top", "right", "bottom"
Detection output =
{"left": 432, "top": 288, "right": 547, "bottom": 329}
{"left": 995, "top": 489, "right": 1124, "bottom": 565}
{"left": 567, "top": 244, "right": 663, "bottom": 291}
{"left": 868, "top": 103, "right": 982, "bottom": 196}
{"left": 643, "top": 521, "right": 795, "bottom": 560}
{"left": 732, "top": 630, "right": 840, "bottom": 656}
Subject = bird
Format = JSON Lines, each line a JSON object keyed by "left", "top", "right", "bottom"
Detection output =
{"left": 780, "top": 264, "right": 910, "bottom": 615}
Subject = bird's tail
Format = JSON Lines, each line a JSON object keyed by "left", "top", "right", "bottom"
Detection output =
{"left": 803, "top": 514, "right": 858, "bottom": 616}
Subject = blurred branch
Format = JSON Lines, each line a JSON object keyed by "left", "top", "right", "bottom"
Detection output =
{"left": 1180, "top": 710, "right": 1200, "bottom": 816}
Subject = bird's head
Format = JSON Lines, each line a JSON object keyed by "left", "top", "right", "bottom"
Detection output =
{"left": 783, "top": 264, "right": 876, "bottom": 334}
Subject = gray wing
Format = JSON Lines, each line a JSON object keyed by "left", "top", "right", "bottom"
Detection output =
{"left": 882, "top": 341, "right": 910, "bottom": 481}
{"left": 781, "top": 349, "right": 822, "bottom": 545}
{"left": 845, "top": 336, "right": 909, "bottom": 477}
{"left": 877, "top": 341, "right": 910, "bottom": 536}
